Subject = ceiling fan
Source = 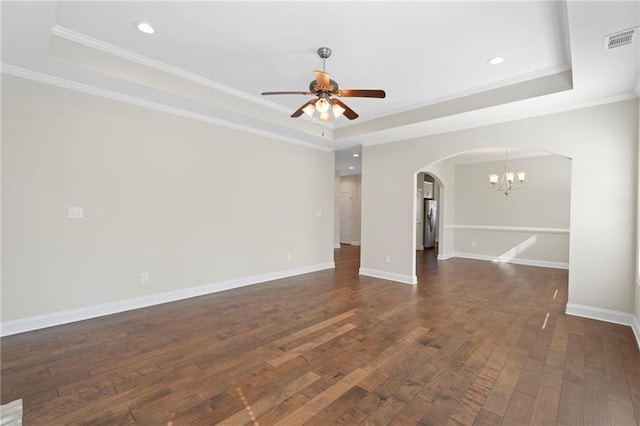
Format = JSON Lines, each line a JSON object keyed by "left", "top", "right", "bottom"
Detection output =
{"left": 261, "top": 47, "right": 386, "bottom": 121}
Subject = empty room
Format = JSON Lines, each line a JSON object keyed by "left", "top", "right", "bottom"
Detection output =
{"left": 2, "top": 1, "right": 640, "bottom": 424}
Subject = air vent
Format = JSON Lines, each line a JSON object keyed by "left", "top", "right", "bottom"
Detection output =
{"left": 604, "top": 27, "right": 638, "bottom": 50}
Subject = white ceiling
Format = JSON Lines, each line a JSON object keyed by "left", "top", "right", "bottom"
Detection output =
{"left": 2, "top": 1, "right": 639, "bottom": 174}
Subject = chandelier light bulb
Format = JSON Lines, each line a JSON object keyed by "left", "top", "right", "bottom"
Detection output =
{"left": 517, "top": 172, "right": 526, "bottom": 182}
{"left": 319, "top": 111, "right": 331, "bottom": 121}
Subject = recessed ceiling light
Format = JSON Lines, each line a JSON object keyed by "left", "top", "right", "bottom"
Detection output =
{"left": 348, "top": 166, "right": 355, "bottom": 170}
{"left": 136, "top": 22, "right": 155, "bottom": 34}
{"left": 488, "top": 56, "right": 504, "bottom": 65}
{"left": 353, "top": 154, "right": 360, "bottom": 157}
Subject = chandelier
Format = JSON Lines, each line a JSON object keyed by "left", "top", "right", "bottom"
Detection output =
{"left": 489, "top": 148, "right": 525, "bottom": 196}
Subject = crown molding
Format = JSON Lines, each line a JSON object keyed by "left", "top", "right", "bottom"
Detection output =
{"left": 1, "top": 64, "right": 333, "bottom": 152}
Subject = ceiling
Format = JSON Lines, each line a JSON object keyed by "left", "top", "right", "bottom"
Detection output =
{"left": 2, "top": 1, "right": 639, "bottom": 174}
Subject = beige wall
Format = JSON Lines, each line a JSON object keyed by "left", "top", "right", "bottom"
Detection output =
{"left": 452, "top": 155, "right": 571, "bottom": 266}
{"left": 1, "top": 76, "right": 335, "bottom": 325}
{"left": 361, "top": 100, "right": 638, "bottom": 314}
{"left": 454, "top": 156, "right": 571, "bottom": 228}
{"left": 339, "top": 175, "right": 362, "bottom": 244}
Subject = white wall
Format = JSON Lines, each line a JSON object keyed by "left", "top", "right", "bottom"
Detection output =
{"left": 339, "top": 175, "right": 362, "bottom": 244}
{"left": 452, "top": 155, "right": 571, "bottom": 267}
{"left": 361, "top": 100, "right": 638, "bottom": 316}
{"left": 1, "top": 76, "right": 335, "bottom": 329}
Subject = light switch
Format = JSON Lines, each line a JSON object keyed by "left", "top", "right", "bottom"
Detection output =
{"left": 315, "top": 210, "right": 323, "bottom": 217}
{"left": 68, "top": 206, "right": 83, "bottom": 219}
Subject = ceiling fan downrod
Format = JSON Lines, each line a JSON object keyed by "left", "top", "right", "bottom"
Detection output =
{"left": 317, "top": 47, "right": 331, "bottom": 73}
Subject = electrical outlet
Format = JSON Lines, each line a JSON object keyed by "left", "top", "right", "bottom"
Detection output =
{"left": 140, "top": 272, "right": 149, "bottom": 283}
{"left": 385, "top": 255, "right": 391, "bottom": 264}
{"left": 68, "top": 206, "right": 84, "bottom": 219}
{"left": 471, "top": 242, "right": 477, "bottom": 248}
{"left": 286, "top": 252, "right": 292, "bottom": 261}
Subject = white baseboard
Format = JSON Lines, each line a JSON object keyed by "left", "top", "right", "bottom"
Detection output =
{"left": 437, "top": 253, "right": 455, "bottom": 260}
{"left": 633, "top": 315, "right": 640, "bottom": 351}
{"left": 359, "top": 268, "right": 417, "bottom": 285}
{"left": 451, "top": 252, "right": 569, "bottom": 270}
{"left": 334, "top": 243, "right": 341, "bottom": 249}
{"left": 0, "top": 262, "right": 335, "bottom": 337}
{"left": 351, "top": 241, "right": 361, "bottom": 246}
{"left": 566, "top": 303, "right": 640, "bottom": 350}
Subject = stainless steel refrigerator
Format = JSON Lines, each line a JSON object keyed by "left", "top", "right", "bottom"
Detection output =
{"left": 423, "top": 200, "right": 438, "bottom": 249}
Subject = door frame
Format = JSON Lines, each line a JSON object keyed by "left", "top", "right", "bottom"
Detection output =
{"left": 339, "top": 192, "right": 353, "bottom": 244}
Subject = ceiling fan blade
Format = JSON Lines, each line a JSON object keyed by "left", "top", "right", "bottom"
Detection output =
{"left": 291, "top": 100, "right": 315, "bottom": 118}
{"left": 314, "top": 70, "right": 331, "bottom": 89}
{"left": 338, "top": 89, "right": 386, "bottom": 98}
{"left": 332, "top": 99, "right": 359, "bottom": 120}
{"left": 261, "top": 91, "right": 312, "bottom": 96}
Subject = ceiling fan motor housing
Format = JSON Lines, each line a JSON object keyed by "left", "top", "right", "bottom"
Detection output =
{"left": 310, "top": 79, "right": 339, "bottom": 93}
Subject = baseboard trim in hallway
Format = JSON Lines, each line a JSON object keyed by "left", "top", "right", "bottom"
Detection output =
{"left": 566, "top": 302, "right": 640, "bottom": 350}
{"left": 0, "top": 261, "right": 335, "bottom": 337}
{"left": 451, "top": 252, "right": 569, "bottom": 270}
{"left": 359, "top": 267, "right": 417, "bottom": 285}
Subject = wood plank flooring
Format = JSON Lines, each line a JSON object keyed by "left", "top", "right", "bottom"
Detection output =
{"left": 2, "top": 246, "right": 639, "bottom": 425}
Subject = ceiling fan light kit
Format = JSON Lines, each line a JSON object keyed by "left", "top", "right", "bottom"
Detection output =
{"left": 261, "top": 47, "right": 386, "bottom": 122}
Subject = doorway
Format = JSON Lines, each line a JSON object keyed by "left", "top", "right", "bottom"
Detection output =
{"left": 339, "top": 192, "right": 352, "bottom": 244}
{"left": 416, "top": 172, "right": 441, "bottom": 277}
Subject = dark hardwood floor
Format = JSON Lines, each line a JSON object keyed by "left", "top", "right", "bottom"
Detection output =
{"left": 2, "top": 245, "right": 639, "bottom": 425}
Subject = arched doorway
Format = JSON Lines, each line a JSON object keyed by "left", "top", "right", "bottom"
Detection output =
{"left": 414, "top": 171, "right": 445, "bottom": 278}
{"left": 412, "top": 148, "right": 572, "bottom": 282}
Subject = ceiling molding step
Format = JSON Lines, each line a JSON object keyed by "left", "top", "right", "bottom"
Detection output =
{"left": 1, "top": 64, "right": 333, "bottom": 153}
{"left": 50, "top": 25, "right": 294, "bottom": 116}
{"left": 355, "top": 91, "right": 638, "bottom": 148}
{"left": 336, "top": 70, "right": 575, "bottom": 141}
{"left": 359, "top": 63, "right": 573, "bottom": 125}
